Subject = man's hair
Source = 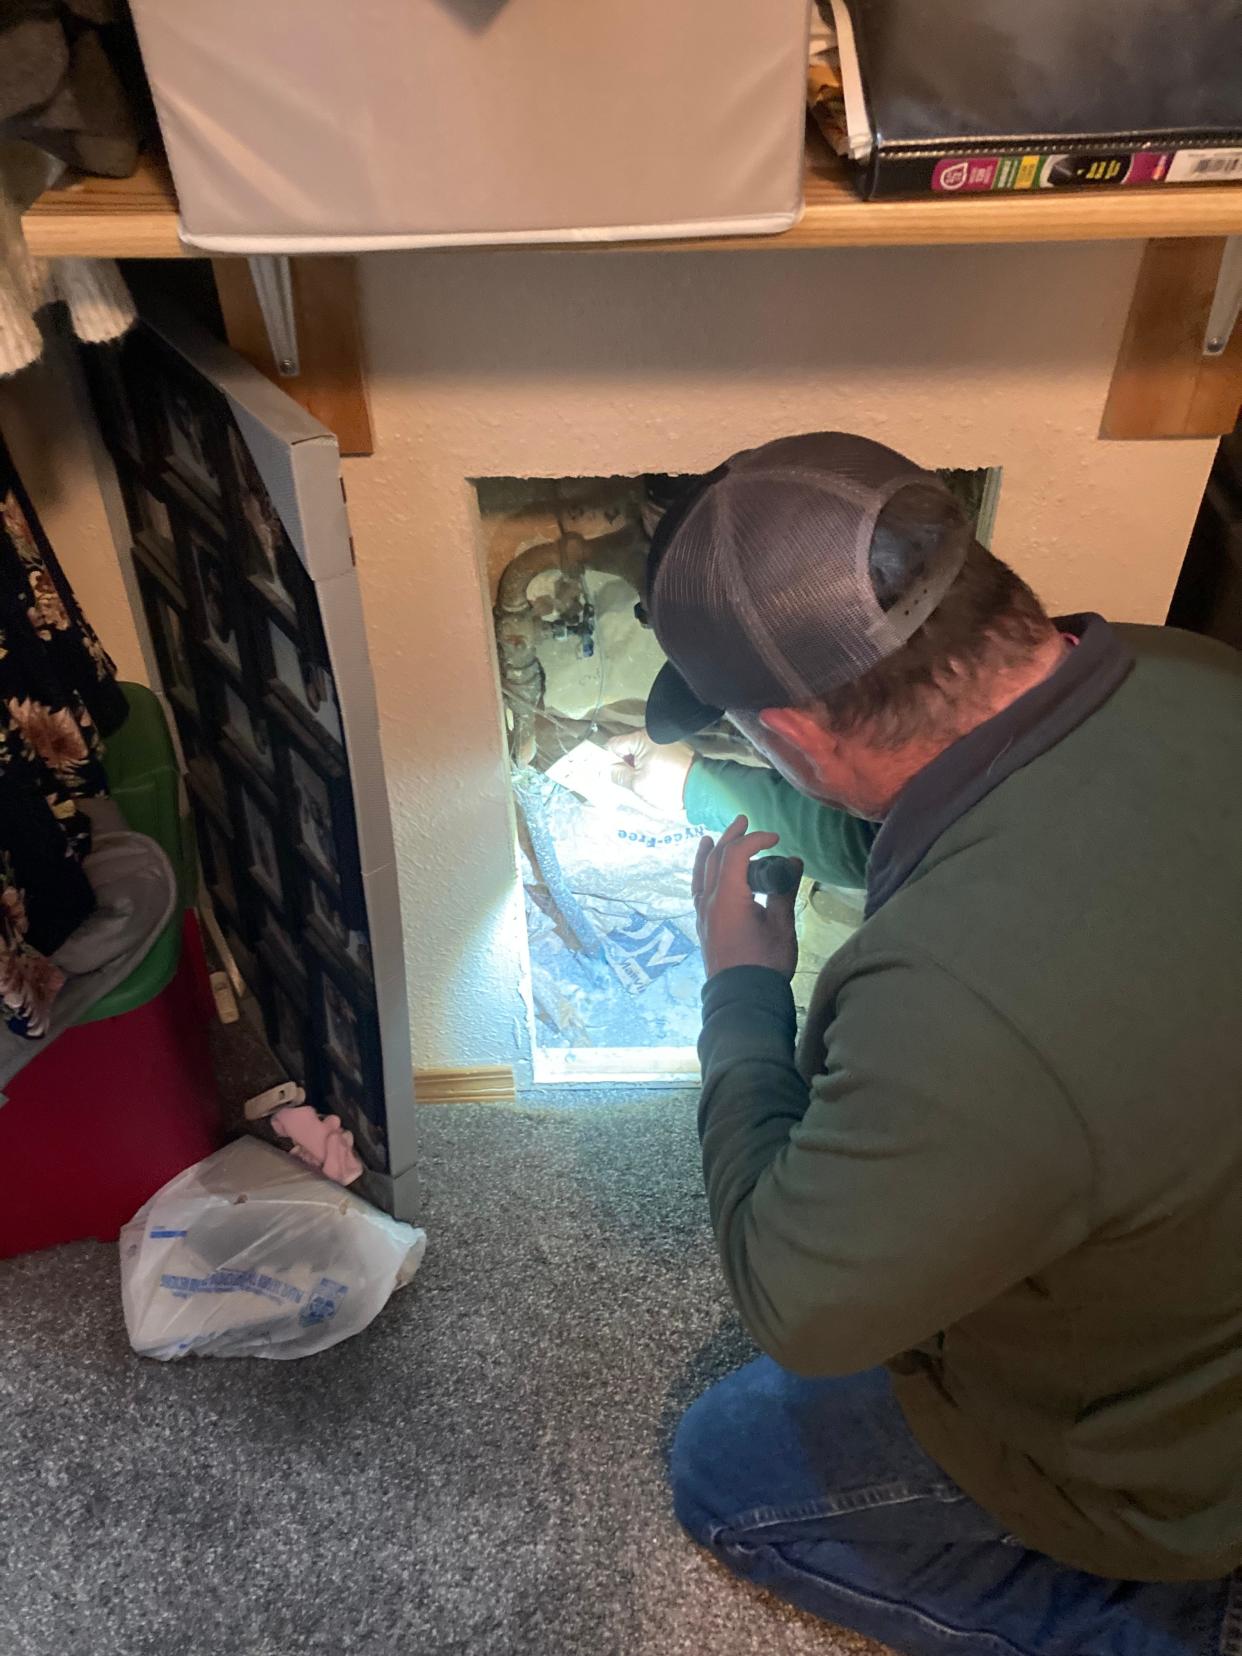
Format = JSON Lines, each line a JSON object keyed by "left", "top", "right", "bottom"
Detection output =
{"left": 810, "top": 484, "right": 1053, "bottom": 749}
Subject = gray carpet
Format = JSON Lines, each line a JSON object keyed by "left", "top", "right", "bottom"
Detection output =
{"left": 0, "top": 1093, "right": 889, "bottom": 1656}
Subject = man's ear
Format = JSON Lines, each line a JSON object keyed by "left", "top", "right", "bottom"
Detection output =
{"left": 757, "top": 704, "right": 831, "bottom": 757}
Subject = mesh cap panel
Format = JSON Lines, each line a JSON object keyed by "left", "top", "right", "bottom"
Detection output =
{"left": 646, "top": 432, "right": 968, "bottom": 722}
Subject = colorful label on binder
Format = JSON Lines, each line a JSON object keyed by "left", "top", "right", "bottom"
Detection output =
{"left": 931, "top": 149, "right": 1182, "bottom": 194}
{"left": 1014, "top": 155, "right": 1041, "bottom": 189}
{"left": 931, "top": 157, "right": 999, "bottom": 192}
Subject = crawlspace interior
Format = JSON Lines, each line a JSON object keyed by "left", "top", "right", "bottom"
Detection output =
{"left": 480, "top": 465, "right": 999, "bottom": 1085}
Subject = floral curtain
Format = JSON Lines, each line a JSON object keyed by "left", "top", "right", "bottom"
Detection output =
{"left": 0, "top": 432, "right": 126, "bottom": 1037}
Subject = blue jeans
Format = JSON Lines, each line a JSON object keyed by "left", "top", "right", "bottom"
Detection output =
{"left": 669, "top": 1360, "right": 1242, "bottom": 1656}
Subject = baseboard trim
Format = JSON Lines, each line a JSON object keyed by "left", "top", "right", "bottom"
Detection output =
{"left": 414, "top": 1065, "right": 517, "bottom": 1105}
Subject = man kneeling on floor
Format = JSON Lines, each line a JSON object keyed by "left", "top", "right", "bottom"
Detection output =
{"left": 609, "top": 433, "right": 1242, "bottom": 1656}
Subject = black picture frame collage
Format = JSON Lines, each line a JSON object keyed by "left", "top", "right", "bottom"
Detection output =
{"left": 83, "top": 331, "right": 390, "bottom": 1178}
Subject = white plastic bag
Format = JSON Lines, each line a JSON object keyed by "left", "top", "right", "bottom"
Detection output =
{"left": 119, "top": 1138, "right": 427, "bottom": 1361}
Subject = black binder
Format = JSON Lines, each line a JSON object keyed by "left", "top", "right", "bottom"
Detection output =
{"left": 827, "top": 0, "right": 1242, "bottom": 200}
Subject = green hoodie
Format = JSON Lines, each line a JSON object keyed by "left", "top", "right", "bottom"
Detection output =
{"left": 688, "top": 617, "right": 1242, "bottom": 1582}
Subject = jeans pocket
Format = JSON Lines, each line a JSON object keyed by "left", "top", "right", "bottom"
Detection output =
{"left": 726, "top": 1480, "right": 997, "bottom": 1553}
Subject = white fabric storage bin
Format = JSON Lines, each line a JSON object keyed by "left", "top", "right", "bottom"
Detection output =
{"left": 129, "top": 0, "right": 811, "bottom": 252}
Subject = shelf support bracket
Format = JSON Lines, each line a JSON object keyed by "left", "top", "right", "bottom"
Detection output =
{"left": 246, "top": 255, "right": 299, "bottom": 377}
{"left": 1101, "top": 237, "right": 1242, "bottom": 439}
{"left": 211, "top": 255, "right": 373, "bottom": 455}
{"left": 1203, "top": 236, "right": 1242, "bottom": 357}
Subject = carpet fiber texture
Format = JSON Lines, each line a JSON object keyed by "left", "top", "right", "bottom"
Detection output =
{"left": 0, "top": 1093, "right": 889, "bottom": 1656}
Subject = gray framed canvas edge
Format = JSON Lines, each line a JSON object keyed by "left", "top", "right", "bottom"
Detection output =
{"left": 313, "top": 569, "right": 395, "bottom": 877}
{"left": 131, "top": 293, "right": 416, "bottom": 1200}
{"left": 136, "top": 294, "right": 351, "bottom": 583}
{"left": 362, "top": 862, "right": 416, "bottom": 1180}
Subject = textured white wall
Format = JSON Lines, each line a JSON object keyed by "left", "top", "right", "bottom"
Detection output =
{"left": 0, "top": 338, "right": 148, "bottom": 685}
{"left": 344, "top": 238, "right": 1217, "bottom": 1079}
{"left": 0, "top": 250, "right": 1216, "bottom": 1082}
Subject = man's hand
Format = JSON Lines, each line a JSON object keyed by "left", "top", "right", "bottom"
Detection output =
{"left": 693, "top": 815, "right": 802, "bottom": 980}
{"left": 606, "top": 732, "right": 695, "bottom": 819}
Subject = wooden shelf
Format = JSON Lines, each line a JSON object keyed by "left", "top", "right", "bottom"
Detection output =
{"left": 696, "top": 136, "right": 1242, "bottom": 251}
{"left": 23, "top": 155, "right": 189, "bottom": 260}
{"left": 22, "top": 137, "right": 1242, "bottom": 260}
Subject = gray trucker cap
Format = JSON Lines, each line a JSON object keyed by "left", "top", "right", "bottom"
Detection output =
{"left": 643, "top": 432, "right": 970, "bottom": 743}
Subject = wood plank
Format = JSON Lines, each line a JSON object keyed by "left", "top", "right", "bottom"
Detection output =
{"left": 1101, "top": 238, "right": 1242, "bottom": 440}
{"left": 22, "top": 139, "right": 1242, "bottom": 260}
{"left": 21, "top": 155, "right": 189, "bottom": 259}
{"left": 211, "top": 256, "right": 374, "bottom": 456}
{"left": 670, "top": 141, "right": 1242, "bottom": 252}
{"left": 414, "top": 1066, "right": 517, "bottom": 1104}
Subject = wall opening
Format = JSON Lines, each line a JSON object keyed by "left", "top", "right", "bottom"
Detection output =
{"left": 474, "top": 465, "right": 1001, "bottom": 1085}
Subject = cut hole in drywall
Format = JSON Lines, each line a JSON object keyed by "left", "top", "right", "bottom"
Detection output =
{"left": 476, "top": 465, "right": 1001, "bottom": 1085}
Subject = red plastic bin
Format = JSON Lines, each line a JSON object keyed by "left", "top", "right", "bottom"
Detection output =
{"left": 0, "top": 912, "right": 222, "bottom": 1259}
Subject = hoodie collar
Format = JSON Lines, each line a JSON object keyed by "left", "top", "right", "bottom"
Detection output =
{"left": 865, "top": 614, "right": 1134, "bottom": 917}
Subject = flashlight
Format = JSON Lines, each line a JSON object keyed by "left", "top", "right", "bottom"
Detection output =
{"left": 747, "top": 856, "right": 801, "bottom": 897}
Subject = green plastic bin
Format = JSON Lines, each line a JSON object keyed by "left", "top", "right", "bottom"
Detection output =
{"left": 76, "top": 682, "right": 196, "bottom": 1025}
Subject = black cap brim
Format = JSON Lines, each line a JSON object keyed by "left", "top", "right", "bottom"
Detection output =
{"left": 645, "top": 661, "right": 724, "bottom": 745}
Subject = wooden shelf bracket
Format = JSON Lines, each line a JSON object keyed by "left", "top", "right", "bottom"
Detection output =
{"left": 1102, "top": 237, "right": 1242, "bottom": 440}
{"left": 211, "top": 254, "right": 374, "bottom": 456}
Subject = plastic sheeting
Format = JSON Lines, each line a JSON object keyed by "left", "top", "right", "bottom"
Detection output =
{"left": 517, "top": 769, "right": 705, "bottom": 1053}
{"left": 127, "top": 0, "right": 810, "bottom": 251}
{"left": 516, "top": 761, "right": 867, "bottom": 1065}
